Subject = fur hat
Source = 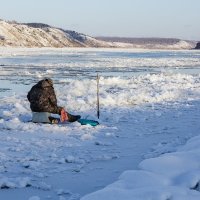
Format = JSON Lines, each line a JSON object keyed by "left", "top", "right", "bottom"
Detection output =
{"left": 45, "top": 78, "right": 53, "bottom": 85}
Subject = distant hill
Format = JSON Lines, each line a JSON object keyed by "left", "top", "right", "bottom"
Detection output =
{"left": 0, "top": 19, "right": 197, "bottom": 49}
{"left": 96, "top": 37, "right": 180, "bottom": 44}
{"left": 96, "top": 36, "right": 196, "bottom": 49}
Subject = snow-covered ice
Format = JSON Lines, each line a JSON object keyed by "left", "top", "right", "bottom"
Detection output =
{"left": 0, "top": 48, "right": 200, "bottom": 199}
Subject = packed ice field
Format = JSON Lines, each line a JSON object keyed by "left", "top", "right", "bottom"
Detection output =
{"left": 0, "top": 48, "right": 200, "bottom": 200}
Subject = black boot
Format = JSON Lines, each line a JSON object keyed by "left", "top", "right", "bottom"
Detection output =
{"left": 67, "top": 112, "right": 81, "bottom": 122}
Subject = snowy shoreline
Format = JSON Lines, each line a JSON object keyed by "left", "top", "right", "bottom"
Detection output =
{"left": 0, "top": 47, "right": 199, "bottom": 57}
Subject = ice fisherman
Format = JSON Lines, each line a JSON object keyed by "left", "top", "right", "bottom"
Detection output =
{"left": 27, "top": 78, "right": 81, "bottom": 124}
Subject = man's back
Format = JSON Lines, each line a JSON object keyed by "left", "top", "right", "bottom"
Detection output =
{"left": 27, "top": 79, "right": 62, "bottom": 114}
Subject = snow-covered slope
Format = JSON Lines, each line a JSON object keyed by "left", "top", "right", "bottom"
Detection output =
{"left": 0, "top": 20, "right": 112, "bottom": 48}
{"left": 0, "top": 20, "right": 196, "bottom": 49}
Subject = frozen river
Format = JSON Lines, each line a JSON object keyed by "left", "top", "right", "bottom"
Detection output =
{"left": 1, "top": 48, "right": 200, "bottom": 97}
{"left": 0, "top": 48, "right": 200, "bottom": 200}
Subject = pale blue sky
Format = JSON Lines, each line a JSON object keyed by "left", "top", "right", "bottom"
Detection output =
{"left": 0, "top": 0, "right": 199, "bottom": 40}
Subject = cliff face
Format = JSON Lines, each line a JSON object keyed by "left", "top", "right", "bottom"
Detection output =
{"left": 0, "top": 20, "right": 111, "bottom": 48}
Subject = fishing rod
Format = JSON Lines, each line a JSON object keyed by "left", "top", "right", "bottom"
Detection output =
{"left": 97, "top": 72, "right": 100, "bottom": 119}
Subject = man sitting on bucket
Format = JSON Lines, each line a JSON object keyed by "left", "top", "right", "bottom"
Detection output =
{"left": 27, "top": 78, "right": 81, "bottom": 124}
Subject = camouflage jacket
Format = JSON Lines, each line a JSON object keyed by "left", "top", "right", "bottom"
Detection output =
{"left": 27, "top": 79, "right": 62, "bottom": 114}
